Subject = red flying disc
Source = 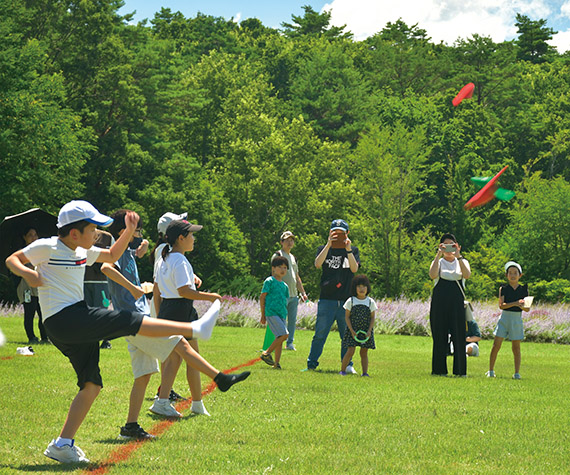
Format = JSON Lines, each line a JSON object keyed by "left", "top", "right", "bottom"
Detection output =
{"left": 452, "top": 83, "right": 475, "bottom": 107}
{"left": 464, "top": 165, "right": 509, "bottom": 210}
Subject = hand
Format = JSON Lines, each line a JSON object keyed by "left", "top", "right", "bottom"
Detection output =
{"left": 208, "top": 292, "right": 222, "bottom": 302}
{"left": 130, "top": 285, "right": 145, "bottom": 300}
{"left": 26, "top": 271, "right": 43, "bottom": 288}
{"left": 366, "top": 330, "right": 372, "bottom": 338}
{"left": 137, "top": 239, "right": 149, "bottom": 255}
{"left": 326, "top": 230, "right": 335, "bottom": 247}
{"left": 350, "top": 329, "right": 356, "bottom": 338}
{"left": 345, "top": 236, "right": 352, "bottom": 252}
{"left": 300, "top": 292, "right": 307, "bottom": 302}
{"left": 124, "top": 211, "right": 140, "bottom": 232}
{"left": 453, "top": 244, "right": 462, "bottom": 257}
{"left": 518, "top": 299, "right": 525, "bottom": 306}
{"left": 437, "top": 244, "right": 446, "bottom": 256}
{"left": 260, "top": 315, "right": 266, "bottom": 325}
{"left": 194, "top": 275, "right": 203, "bottom": 288}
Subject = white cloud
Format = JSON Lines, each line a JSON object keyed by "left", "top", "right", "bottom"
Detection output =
{"left": 561, "top": 1, "right": 570, "bottom": 18}
{"left": 322, "top": 0, "right": 552, "bottom": 44}
{"left": 549, "top": 29, "right": 570, "bottom": 52}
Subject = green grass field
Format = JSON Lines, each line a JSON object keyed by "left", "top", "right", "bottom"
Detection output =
{"left": 1, "top": 315, "right": 569, "bottom": 474}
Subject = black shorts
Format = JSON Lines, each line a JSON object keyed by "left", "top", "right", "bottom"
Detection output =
{"left": 158, "top": 298, "right": 198, "bottom": 323}
{"left": 43, "top": 301, "right": 144, "bottom": 389}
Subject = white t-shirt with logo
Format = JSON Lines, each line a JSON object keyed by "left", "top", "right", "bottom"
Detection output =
{"left": 23, "top": 237, "right": 101, "bottom": 320}
{"left": 155, "top": 252, "right": 195, "bottom": 299}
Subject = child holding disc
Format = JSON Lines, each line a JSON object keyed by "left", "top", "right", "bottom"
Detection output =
{"left": 340, "top": 275, "right": 377, "bottom": 376}
{"left": 259, "top": 256, "right": 290, "bottom": 369}
{"left": 487, "top": 261, "right": 530, "bottom": 380}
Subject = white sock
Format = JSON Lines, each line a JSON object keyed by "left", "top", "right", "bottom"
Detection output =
{"left": 55, "top": 437, "right": 73, "bottom": 448}
{"left": 191, "top": 300, "right": 220, "bottom": 340}
{"left": 191, "top": 400, "right": 211, "bottom": 416}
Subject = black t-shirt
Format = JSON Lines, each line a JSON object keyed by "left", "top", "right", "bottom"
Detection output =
{"left": 316, "top": 245, "right": 360, "bottom": 301}
{"left": 500, "top": 283, "right": 528, "bottom": 312}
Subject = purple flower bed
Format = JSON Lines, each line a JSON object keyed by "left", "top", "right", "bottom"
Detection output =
{"left": 194, "top": 296, "right": 570, "bottom": 344}
{"left": 3, "top": 297, "right": 568, "bottom": 343}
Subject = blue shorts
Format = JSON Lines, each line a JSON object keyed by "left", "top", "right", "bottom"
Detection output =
{"left": 266, "top": 315, "right": 288, "bottom": 338}
{"left": 494, "top": 310, "right": 524, "bottom": 341}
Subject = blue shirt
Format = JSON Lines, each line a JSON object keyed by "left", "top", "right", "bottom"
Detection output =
{"left": 107, "top": 248, "right": 150, "bottom": 316}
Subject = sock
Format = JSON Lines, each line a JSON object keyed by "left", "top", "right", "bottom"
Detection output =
{"left": 214, "top": 371, "right": 251, "bottom": 392}
{"left": 55, "top": 437, "right": 73, "bottom": 448}
{"left": 125, "top": 422, "right": 139, "bottom": 428}
{"left": 191, "top": 299, "right": 220, "bottom": 340}
{"left": 191, "top": 400, "right": 211, "bottom": 416}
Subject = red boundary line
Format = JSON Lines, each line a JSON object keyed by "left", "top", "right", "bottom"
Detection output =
{"left": 83, "top": 357, "right": 260, "bottom": 474}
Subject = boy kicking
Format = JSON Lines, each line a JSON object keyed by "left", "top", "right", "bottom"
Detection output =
{"left": 5, "top": 200, "right": 250, "bottom": 463}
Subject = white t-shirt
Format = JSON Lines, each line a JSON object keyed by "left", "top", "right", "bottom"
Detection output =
{"left": 156, "top": 252, "right": 195, "bottom": 299}
{"left": 153, "top": 243, "right": 167, "bottom": 280}
{"left": 23, "top": 237, "right": 101, "bottom": 319}
{"left": 343, "top": 296, "right": 378, "bottom": 312}
{"left": 435, "top": 257, "right": 471, "bottom": 285}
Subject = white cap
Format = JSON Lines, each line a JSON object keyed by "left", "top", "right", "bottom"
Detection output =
{"left": 57, "top": 200, "right": 113, "bottom": 228}
{"left": 504, "top": 261, "right": 522, "bottom": 274}
{"left": 157, "top": 212, "right": 188, "bottom": 235}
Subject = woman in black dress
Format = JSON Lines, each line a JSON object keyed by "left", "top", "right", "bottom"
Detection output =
{"left": 428, "top": 233, "right": 471, "bottom": 376}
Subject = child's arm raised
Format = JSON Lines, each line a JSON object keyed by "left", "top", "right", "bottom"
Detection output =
{"left": 5, "top": 251, "right": 42, "bottom": 288}
{"left": 96, "top": 211, "right": 139, "bottom": 263}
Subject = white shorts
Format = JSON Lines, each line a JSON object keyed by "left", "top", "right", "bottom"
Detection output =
{"left": 125, "top": 334, "right": 182, "bottom": 379}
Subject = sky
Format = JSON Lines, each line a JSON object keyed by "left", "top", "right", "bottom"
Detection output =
{"left": 119, "top": 0, "right": 570, "bottom": 51}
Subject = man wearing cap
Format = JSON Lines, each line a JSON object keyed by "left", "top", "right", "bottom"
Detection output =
{"left": 272, "top": 231, "right": 307, "bottom": 351}
{"left": 305, "top": 219, "right": 360, "bottom": 372}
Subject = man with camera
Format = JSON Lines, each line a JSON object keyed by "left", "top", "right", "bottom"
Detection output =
{"left": 304, "top": 219, "right": 360, "bottom": 372}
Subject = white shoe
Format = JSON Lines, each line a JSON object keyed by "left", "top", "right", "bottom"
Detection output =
{"left": 345, "top": 366, "right": 358, "bottom": 375}
{"left": 44, "top": 440, "right": 89, "bottom": 463}
{"left": 486, "top": 370, "right": 496, "bottom": 378}
{"left": 285, "top": 344, "right": 296, "bottom": 351}
{"left": 149, "top": 399, "right": 182, "bottom": 418}
{"left": 191, "top": 400, "right": 211, "bottom": 416}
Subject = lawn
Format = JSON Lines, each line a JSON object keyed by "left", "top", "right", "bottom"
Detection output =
{"left": 1, "top": 314, "right": 569, "bottom": 474}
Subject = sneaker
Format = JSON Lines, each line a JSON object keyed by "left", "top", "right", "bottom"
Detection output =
{"left": 486, "top": 370, "right": 496, "bottom": 378}
{"left": 285, "top": 344, "right": 296, "bottom": 351}
{"left": 44, "top": 440, "right": 89, "bottom": 463}
{"left": 339, "top": 371, "right": 347, "bottom": 376}
{"left": 100, "top": 340, "right": 112, "bottom": 349}
{"left": 361, "top": 373, "right": 370, "bottom": 377}
{"left": 191, "top": 400, "right": 211, "bottom": 416}
{"left": 260, "top": 352, "right": 274, "bottom": 366}
{"left": 149, "top": 399, "right": 182, "bottom": 418}
{"left": 28, "top": 337, "right": 39, "bottom": 345}
{"left": 345, "top": 365, "right": 358, "bottom": 375}
{"left": 513, "top": 373, "right": 522, "bottom": 380}
{"left": 301, "top": 367, "right": 316, "bottom": 372}
{"left": 273, "top": 363, "right": 282, "bottom": 369}
{"left": 119, "top": 423, "right": 156, "bottom": 440}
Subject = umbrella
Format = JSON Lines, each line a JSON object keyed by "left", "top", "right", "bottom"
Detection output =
{"left": 0, "top": 208, "right": 58, "bottom": 276}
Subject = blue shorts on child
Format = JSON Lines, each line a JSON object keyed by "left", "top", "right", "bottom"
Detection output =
{"left": 494, "top": 309, "right": 524, "bottom": 341}
{"left": 266, "top": 315, "right": 288, "bottom": 338}
{"left": 43, "top": 301, "right": 143, "bottom": 389}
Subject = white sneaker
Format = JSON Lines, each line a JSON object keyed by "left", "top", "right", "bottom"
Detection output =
{"left": 191, "top": 400, "right": 211, "bottom": 416}
{"left": 149, "top": 399, "right": 182, "bottom": 418}
{"left": 486, "top": 370, "right": 496, "bottom": 378}
{"left": 285, "top": 344, "right": 296, "bottom": 351}
{"left": 44, "top": 440, "right": 89, "bottom": 463}
{"left": 345, "top": 366, "right": 358, "bottom": 375}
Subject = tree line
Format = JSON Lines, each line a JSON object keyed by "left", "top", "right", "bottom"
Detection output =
{"left": 2, "top": 2, "right": 570, "bottom": 303}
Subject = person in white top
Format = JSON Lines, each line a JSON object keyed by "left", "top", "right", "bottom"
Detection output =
{"left": 428, "top": 233, "right": 471, "bottom": 376}
{"left": 154, "top": 219, "right": 245, "bottom": 417}
{"left": 5, "top": 201, "right": 247, "bottom": 464}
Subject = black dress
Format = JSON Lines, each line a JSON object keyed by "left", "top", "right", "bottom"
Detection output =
{"left": 430, "top": 278, "right": 466, "bottom": 376}
{"left": 343, "top": 297, "right": 376, "bottom": 349}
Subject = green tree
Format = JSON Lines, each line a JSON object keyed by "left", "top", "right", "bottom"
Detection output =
{"left": 515, "top": 14, "right": 556, "bottom": 63}
{"left": 281, "top": 5, "right": 352, "bottom": 40}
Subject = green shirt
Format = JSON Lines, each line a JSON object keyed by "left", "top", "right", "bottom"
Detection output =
{"left": 261, "top": 276, "right": 289, "bottom": 320}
